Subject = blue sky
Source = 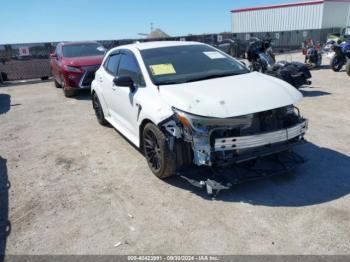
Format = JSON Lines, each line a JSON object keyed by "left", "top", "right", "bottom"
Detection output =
{"left": 1, "top": 0, "right": 302, "bottom": 44}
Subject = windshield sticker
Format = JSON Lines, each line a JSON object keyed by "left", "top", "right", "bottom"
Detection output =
{"left": 149, "top": 64, "right": 176, "bottom": 76}
{"left": 203, "top": 51, "right": 226, "bottom": 59}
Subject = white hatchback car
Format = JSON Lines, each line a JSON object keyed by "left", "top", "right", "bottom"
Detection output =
{"left": 91, "top": 41, "right": 307, "bottom": 179}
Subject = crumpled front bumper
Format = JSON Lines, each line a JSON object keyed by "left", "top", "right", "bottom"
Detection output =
{"left": 214, "top": 121, "right": 308, "bottom": 151}
{"left": 193, "top": 120, "right": 308, "bottom": 166}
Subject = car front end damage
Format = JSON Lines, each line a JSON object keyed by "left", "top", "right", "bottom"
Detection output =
{"left": 161, "top": 105, "right": 308, "bottom": 194}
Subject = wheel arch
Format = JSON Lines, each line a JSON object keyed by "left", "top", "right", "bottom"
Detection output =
{"left": 91, "top": 87, "right": 109, "bottom": 120}
{"left": 139, "top": 118, "right": 156, "bottom": 151}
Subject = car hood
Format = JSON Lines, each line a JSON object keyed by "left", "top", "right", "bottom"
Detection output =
{"left": 63, "top": 55, "right": 104, "bottom": 67}
{"left": 159, "top": 72, "right": 303, "bottom": 118}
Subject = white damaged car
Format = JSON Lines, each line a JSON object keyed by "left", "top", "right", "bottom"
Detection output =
{"left": 91, "top": 41, "right": 308, "bottom": 179}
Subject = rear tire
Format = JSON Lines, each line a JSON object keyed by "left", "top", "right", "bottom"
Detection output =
{"left": 346, "top": 60, "right": 350, "bottom": 77}
{"left": 143, "top": 123, "right": 175, "bottom": 178}
{"left": 92, "top": 92, "right": 108, "bottom": 126}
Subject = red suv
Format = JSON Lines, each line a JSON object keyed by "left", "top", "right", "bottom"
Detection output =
{"left": 50, "top": 41, "right": 106, "bottom": 97}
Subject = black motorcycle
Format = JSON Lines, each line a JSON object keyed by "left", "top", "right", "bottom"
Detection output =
{"left": 330, "top": 39, "right": 350, "bottom": 72}
{"left": 304, "top": 44, "right": 322, "bottom": 69}
{"left": 247, "top": 38, "right": 312, "bottom": 88}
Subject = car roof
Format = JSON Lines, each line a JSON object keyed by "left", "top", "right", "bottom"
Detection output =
{"left": 118, "top": 41, "right": 206, "bottom": 51}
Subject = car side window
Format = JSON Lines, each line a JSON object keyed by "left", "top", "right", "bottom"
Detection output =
{"left": 118, "top": 53, "right": 145, "bottom": 87}
{"left": 105, "top": 54, "right": 121, "bottom": 75}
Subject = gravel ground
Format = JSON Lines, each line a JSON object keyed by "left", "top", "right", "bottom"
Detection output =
{"left": 0, "top": 53, "right": 349, "bottom": 255}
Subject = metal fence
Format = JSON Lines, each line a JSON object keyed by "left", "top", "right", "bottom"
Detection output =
{"left": 0, "top": 29, "right": 340, "bottom": 82}
{"left": 0, "top": 35, "right": 228, "bottom": 82}
{"left": 0, "top": 43, "right": 53, "bottom": 81}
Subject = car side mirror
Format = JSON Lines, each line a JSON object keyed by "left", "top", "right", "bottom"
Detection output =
{"left": 113, "top": 76, "right": 135, "bottom": 92}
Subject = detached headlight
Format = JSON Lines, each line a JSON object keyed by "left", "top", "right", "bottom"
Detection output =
{"left": 64, "top": 65, "right": 83, "bottom": 73}
{"left": 172, "top": 108, "right": 200, "bottom": 131}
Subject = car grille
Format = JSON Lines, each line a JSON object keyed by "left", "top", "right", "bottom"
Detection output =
{"left": 80, "top": 65, "right": 100, "bottom": 88}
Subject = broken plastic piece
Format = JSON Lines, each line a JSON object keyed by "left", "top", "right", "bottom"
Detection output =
{"left": 114, "top": 242, "right": 122, "bottom": 247}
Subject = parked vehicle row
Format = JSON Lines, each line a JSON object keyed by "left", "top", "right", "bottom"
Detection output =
{"left": 246, "top": 38, "right": 312, "bottom": 88}
{"left": 217, "top": 35, "right": 350, "bottom": 78}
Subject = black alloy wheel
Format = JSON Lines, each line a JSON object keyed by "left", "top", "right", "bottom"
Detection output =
{"left": 144, "top": 128, "right": 162, "bottom": 172}
{"left": 142, "top": 123, "right": 175, "bottom": 178}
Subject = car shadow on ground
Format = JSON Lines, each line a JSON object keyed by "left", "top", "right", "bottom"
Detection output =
{"left": 165, "top": 143, "right": 350, "bottom": 206}
{"left": 0, "top": 94, "right": 11, "bottom": 115}
{"left": 317, "top": 64, "right": 331, "bottom": 70}
{"left": 0, "top": 157, "right": 10, "bottom": 261}
{"left": 74, "top": 89, "right": 91, "bottom": 101}
{"left": 300, "top": 89, "right": 331, "bottom": 97}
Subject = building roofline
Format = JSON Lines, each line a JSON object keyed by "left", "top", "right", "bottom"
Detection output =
{"left": 231, "top": 1, "right": 325, "bottom": 13}
{"left": 60, "top": 41, "right": 100, "bottom": 46}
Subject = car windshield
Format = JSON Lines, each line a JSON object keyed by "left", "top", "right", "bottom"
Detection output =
{"left": 140, "top": 44, "right": 249, "bottom": 85}
{"left": 62, "top": 43, "right": 105, "bottom": 58}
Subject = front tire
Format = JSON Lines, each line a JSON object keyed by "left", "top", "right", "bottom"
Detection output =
{"left": 63, "top": 88, "right": 75, "bottom": 97}
{"left": 143, "top": 123, "right": 175, "bottom": 178}
{"left": 54, "top": 79, "right": 61, "bottom": 88}
{"left": 330, "top": 55, "right": 344, "bottom": 72}
{"left": 92, "top": 92, "right": 108, "bottom": 126}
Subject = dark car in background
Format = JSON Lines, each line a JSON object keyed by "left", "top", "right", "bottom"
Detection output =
{"left": 216, "top": 39, "right": 247, "bottom": 58}
{"left": 50, "top": 41, "right": 105, "bottom": 97}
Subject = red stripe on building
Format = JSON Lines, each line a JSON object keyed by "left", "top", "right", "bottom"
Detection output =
{"left": 231, "top": 1, "right": 325, "bottom": 13}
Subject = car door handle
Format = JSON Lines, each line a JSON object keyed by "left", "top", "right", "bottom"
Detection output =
{"left": 112, "top": 86, "right": 117, "bottom": 91}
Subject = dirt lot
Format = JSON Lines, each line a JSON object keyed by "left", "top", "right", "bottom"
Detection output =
{"left": 0, "top": 53, "right": 350, "bottom": 255}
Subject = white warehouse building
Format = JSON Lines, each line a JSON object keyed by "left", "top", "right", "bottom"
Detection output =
{"left": 231, "top": 0, "right": 350, "bottom": 48}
